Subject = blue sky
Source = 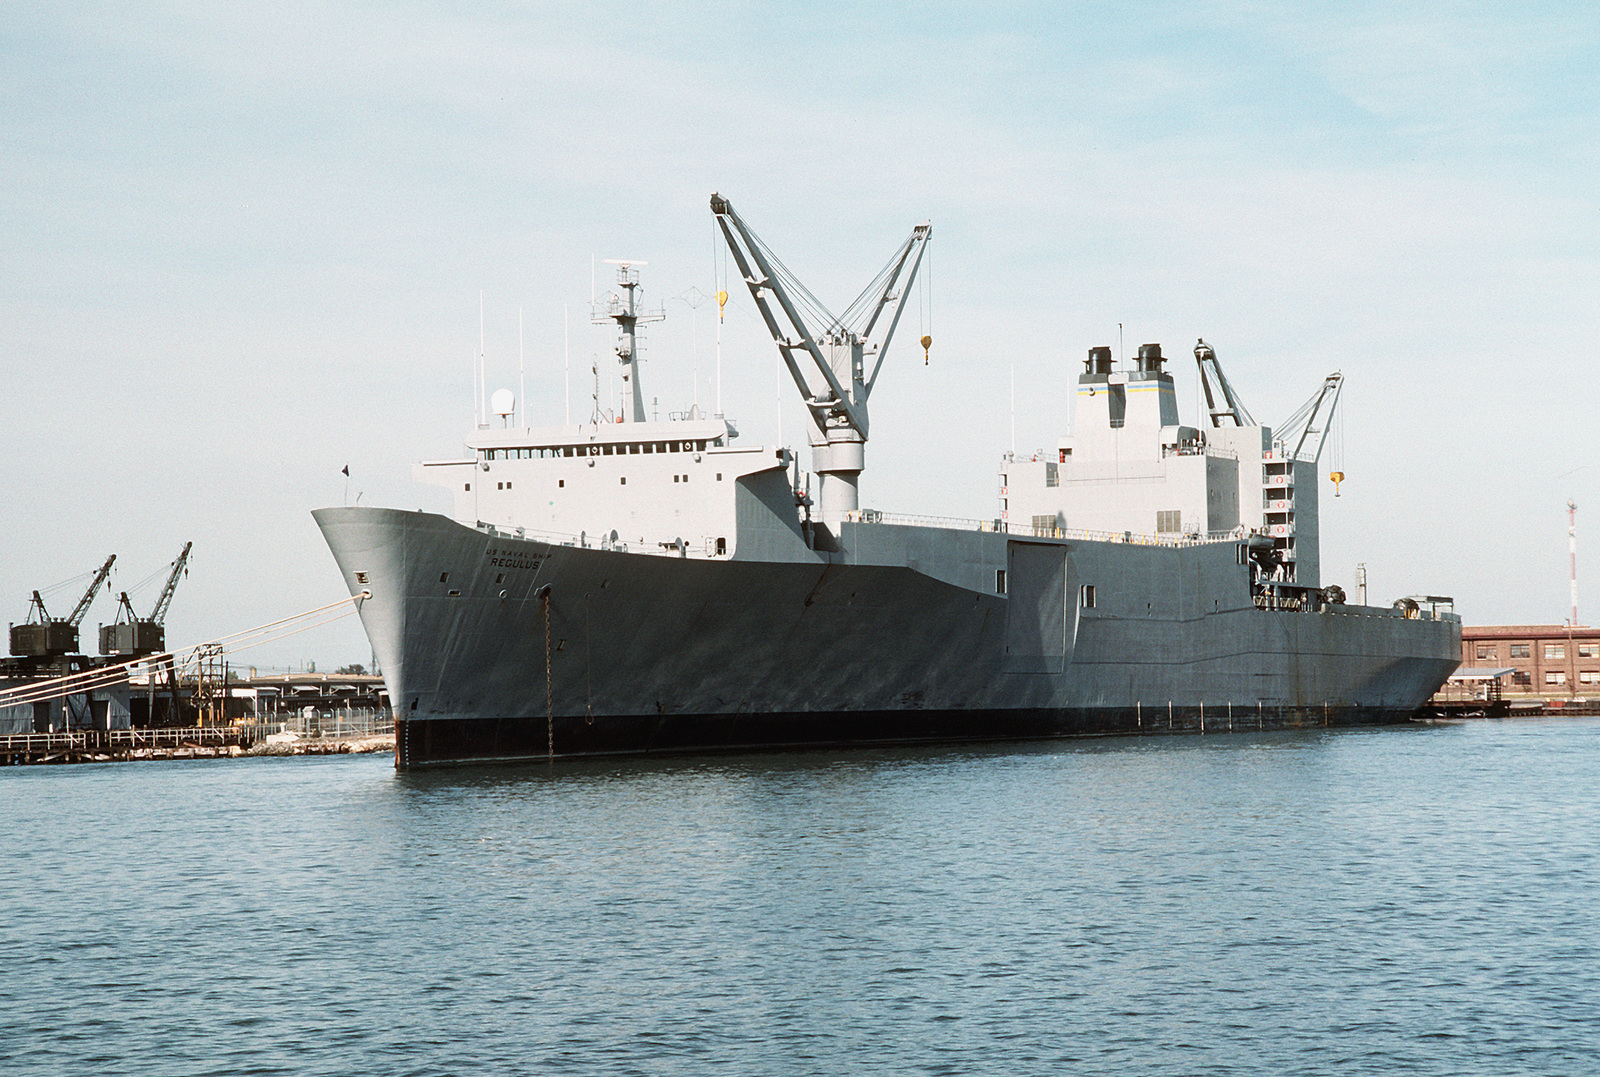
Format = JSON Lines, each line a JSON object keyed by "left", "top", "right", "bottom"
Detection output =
{"left": 3, "top": 2, "right": 1597, "bottom": 668}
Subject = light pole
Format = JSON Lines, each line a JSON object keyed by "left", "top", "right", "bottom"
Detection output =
{"left": 1569, "top": 499, "right": 1578, "bottom": 628}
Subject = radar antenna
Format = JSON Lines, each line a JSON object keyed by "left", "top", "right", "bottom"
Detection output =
{"left": 709, "top": 193, "right": 930, "bottom": 523}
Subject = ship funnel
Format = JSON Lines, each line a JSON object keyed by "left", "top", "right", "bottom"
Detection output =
{"left": 1136, "top": 343, "right": 1164, "bottom": 373}
{"left": 1086, "top": 346, "right": 1113, "bottom": 375}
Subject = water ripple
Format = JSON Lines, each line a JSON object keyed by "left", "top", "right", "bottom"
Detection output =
{"left": 2, "top": 719, "right": 1599, "bottom": 1074}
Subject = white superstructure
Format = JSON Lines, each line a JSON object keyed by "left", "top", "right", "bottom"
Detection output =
{"left": 415, "top": 261, "right": 803, "bottom": 560}
{"left": 1002, "top": 341, "right": 1338, "bottom": 589}
{"left": 416, "top": 418, "right": 791, "bottom": 559}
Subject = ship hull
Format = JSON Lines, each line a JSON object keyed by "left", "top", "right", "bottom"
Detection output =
{"left": 395, "top": 703, "right": 1428, "bottom": 767}
{"left": 314, "top": 507, "right": 1461, "bottom": 769}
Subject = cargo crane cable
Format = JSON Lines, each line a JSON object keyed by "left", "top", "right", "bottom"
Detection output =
{"left": 726, "top": 213, "right": 925, "bottom": 346}
{"left": 32, "top": 564, "right": 108, "bottom": 602}
{"left": 0, "top": 592, "right": 369, "bottom": 709}
{"left": 919, "top": 236, "right": 932, "bottom": 365}
{"left": 738, "top": 226, "right": 835, "bottom": 334}
{"left": 1328, "top": 394, "right": 1347, "bottom": 496}
{"left": 833, "top": 232, "right": 927, "bottom": 340}
{"left": 1275, "top": 372, "right": 1344, "bottom": 463}
{"left": 712, "top": 195, "right": 931, "bottom": 449}
{"left": 116, "top": 543, "right": 192, "bottom": 605}
{"left": 118, "top": 564, "right": 172, "bottom": 603}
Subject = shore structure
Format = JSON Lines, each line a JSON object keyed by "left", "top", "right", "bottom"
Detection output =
{"left": 1434, "top": 624, "right": 1600, "bottom": 713}
{"left": 316, "top": 195, "right": 1461, "bottom": 769}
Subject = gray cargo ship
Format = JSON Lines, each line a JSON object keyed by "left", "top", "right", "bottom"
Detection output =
{"left": 316, "top": 195, "right": 1460, "bottom": 768}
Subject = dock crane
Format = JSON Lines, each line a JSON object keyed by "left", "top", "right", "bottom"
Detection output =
{"left": 101, "top": 542, "right": 193, "bottom": 658}
{"left": 9, "top": 554, "right": 116, "bottom": 657}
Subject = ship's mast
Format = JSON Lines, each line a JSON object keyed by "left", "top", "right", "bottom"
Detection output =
{"left": 593, "top": 260, "right": 663, "bottom": 423}
{"left": 710, "top": 193, "right": 930, "bottom": 523}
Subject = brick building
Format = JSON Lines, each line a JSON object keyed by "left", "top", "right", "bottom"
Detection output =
{"left": 1457, "top": 625, "right": 1600, "bottom": 697}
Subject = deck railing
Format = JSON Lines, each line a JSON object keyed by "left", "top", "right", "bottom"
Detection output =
{"left": 1, "top": 720, "right": 396, "bottom": 760}
{"left": 472, "top": 509, "right": 1248, "bottom": 555}
{"left": 842, "top": 509, "right": 1244, "bottom": 547}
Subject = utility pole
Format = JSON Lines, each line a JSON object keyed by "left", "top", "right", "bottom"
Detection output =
{"left": 1568, "top": 499, "right": 1578, "bottom": 628}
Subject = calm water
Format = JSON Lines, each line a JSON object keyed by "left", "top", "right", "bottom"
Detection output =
{"left": 3, "top": 719, "right": 1599, "bottom": 1076}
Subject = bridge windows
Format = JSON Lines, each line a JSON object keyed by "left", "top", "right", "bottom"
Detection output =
{"left": 477, "top": 437, "right": 722, "bottom": 462}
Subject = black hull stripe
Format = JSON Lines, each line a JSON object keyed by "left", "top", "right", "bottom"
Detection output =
{"left": 395, "top": 706, "right": 1419, "bottom": 769}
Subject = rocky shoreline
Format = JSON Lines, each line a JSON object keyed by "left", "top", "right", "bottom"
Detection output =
{"left": 244, "top": 734, "right": 394, "bottom": 757}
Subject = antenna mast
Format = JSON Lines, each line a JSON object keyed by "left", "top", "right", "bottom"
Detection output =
{"left": 593, "top": 261, "right": 664, "bottom": 423}
{"left": 709, "top": 193, "right": 930, "bottom": 524}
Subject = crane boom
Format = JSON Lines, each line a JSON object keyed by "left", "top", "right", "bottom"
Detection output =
{"left": 709, "top": 193, "right": 930, "bottom": 525}
{"left": 66, "top": 555, "right": 116, "bottom": 628}
{"left": 149, "top": 542, "right": 193, "bottom": 624}
{"left": 1193, "top": 339, "right": 1255, "bottom": 427}
{"left": 1276, "top": 373, "right": 1344, "bottom": 463}
{"left": 711, "top": 194, "right": 864, "bottom": 436}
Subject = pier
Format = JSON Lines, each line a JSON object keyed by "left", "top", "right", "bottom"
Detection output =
{"left": 0, "top": 724, "right": 393, "bottom": 765}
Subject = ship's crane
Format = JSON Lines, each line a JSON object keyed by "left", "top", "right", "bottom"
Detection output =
{"left": 1193, "top": 338, "right": 1255, "bottom": 427}
{"left": 9, "top": 554, "right": 116, "bottom": 657}
{"left": 1275, "top": 373, "right": 1344, "bottom": 463}
{"left": 710, "top": 193, "right": 930, "bottom": 527}
{"left": 101, "top": 542, "right": 192, "bottom": 658}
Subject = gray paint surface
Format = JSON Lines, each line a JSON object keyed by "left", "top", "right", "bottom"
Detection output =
{"left": 315, "top": 507, "right": 1459, "bottom": 748}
